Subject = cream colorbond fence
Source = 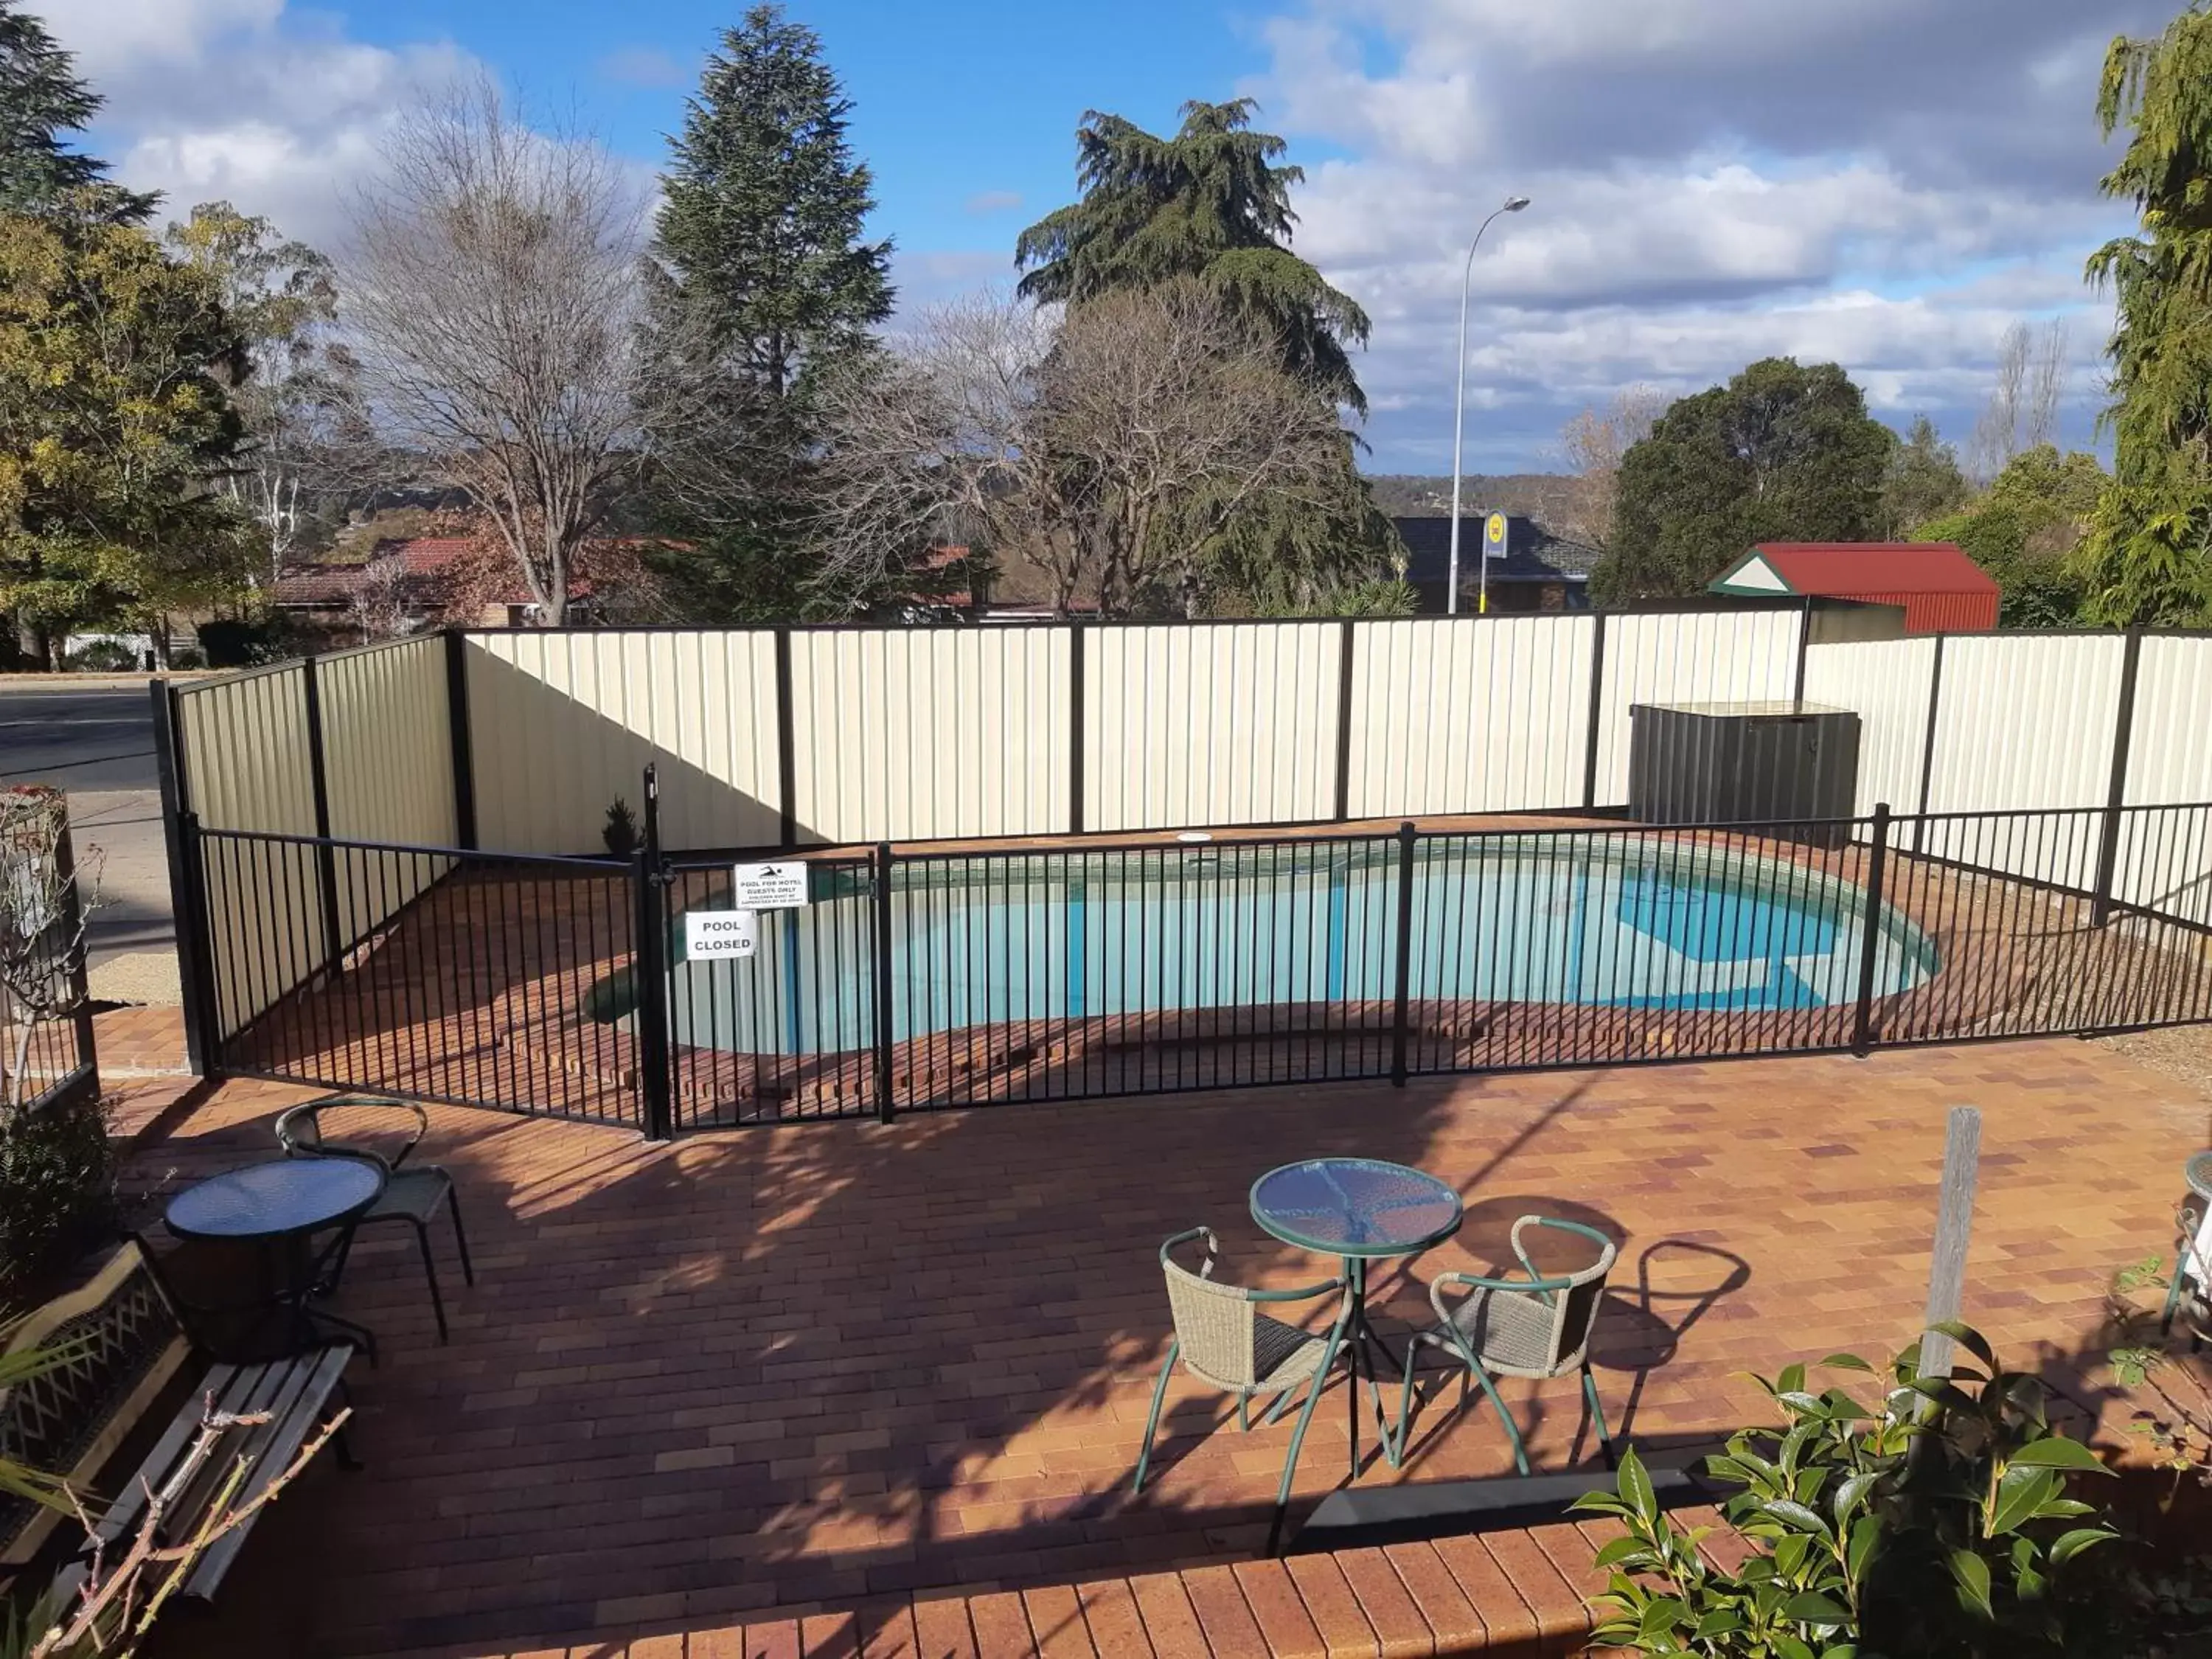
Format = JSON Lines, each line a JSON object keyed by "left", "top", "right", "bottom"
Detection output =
{"left": 1343, "top": 616, "right": 1596, "bottom": 816}
{"left": 1589, "top": 609, "right": 1805, "bottom": 804}
{"left": 466, "top": 629, "right": 782, "bottom": 855}
{"left": 791, "top": 627, "right": 1070, "bottom": 842}
{"left": 446, "top": 606, "right": 1815, "bottom": 851}
{"left": 165, "top": 638, "right": 458, "bottom": 1040}
{"left": 162, "top": 616, "right": 2212, "bottom": 1060}
{"left": 318, "top": 636, "right": 460, "bottom": 956}
{"left": 153, "top": 614, "right": 2212, "bottom": 1082}
{"left": 169, "top": 664, "right": 319, "bottom": 1039}
{"left": 1082, "top": 622, "right": 1341, "bottom": 831}
{"left": 1799, "top": 637, "right": 1938, "bottom": 817}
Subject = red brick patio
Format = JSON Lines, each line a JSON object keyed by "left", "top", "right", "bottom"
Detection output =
{"left": 125, "top": 1036, "right": 2208, "bottom": 1659}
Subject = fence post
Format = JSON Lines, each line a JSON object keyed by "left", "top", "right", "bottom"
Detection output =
{"left": 1332, "top": 617, "right": 1357, "bottom": 822}
{"left": 1851, "top": 801, "right": 1892, "bottom": 1056}
{"left": 1916, "top": 1106, "right": 1982, "bottom": 1383}
{"left": 872, "top": 841, "right": 896, "bottom": 1122}
{"left": 299, "top": 655, "right": 345, "bottom": 976}
{"left": 1910, "top": 635, "right": 1945, "bottom": 855}
{"left": 150, "top": 681, "right": 212, "bottom": 1076}
{"left": 774, "top": 627, "right": 799, "bottom": 852}
{"left": 631, "top": 765, "right": 675, "bottom": 1141}
{"left": 1390, "top": 821, "right": 1416, "bottom": 1086}
{"left": 1581, "top": 612, "right": 1607, "bottom": 810}
{"left": 442, "top": 629, "right": 478, "bottom": 850}
{"left": 2091, "top": 627, "right": 2145, "bottom": 928}
{"left": 175, "top": 811, "right": 225, "bottom": 1077}
{"left": 1792, "top": 596, "right": 1814, "bottom": 703}
{"left": 1067, "top": 623, "right": 1086, "bottom": 835}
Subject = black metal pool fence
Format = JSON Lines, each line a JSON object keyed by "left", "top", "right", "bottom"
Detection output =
{"left": 179, "top": 788, "right": 2212, "bottom": 1134}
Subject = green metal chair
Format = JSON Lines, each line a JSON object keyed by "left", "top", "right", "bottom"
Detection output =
{"left": 1132, "top": 1226, "right": 1357, "bottom": 1554}
{"left": 1392, "top": 1215, "right": 1618, "bottom": 1476}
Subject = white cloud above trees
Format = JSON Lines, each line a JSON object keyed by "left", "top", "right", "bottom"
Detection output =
{"left": 1246, "top": 0, "right": 2163, "bottom": 467}
{"left": 51, "top": 0, "right": 472, "bottom": 248}
{"left": 48, "top": 0, "right": 2169, "bottom": 469}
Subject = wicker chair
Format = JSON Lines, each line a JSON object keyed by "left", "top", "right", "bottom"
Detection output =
{"left": 275, "top": 1096, "right": 473, "bottom": 1343}
{"left": 1133, "top": 1227, "right": 1358, "bottom": 1553}
{"left": 1394, "top": 1216, "right": 1618, "bottom": 1476}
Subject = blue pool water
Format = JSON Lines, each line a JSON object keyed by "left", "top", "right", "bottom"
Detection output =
{"left": 662, "top": 838, "right": 1938, "bottom": 1057}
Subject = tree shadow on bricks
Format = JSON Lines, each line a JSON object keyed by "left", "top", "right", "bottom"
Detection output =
{"left": 144, "top": 1040, "right": 2070, "bottom": 1659}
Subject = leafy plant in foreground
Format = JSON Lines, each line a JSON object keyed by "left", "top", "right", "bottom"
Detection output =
{"left": 1573, "top": 1322, "right": 2117, "bottom": 1656}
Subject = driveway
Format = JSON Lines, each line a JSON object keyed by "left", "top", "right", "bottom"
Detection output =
{"left": 0, "top": 681, "right": 175, "bottom": 979}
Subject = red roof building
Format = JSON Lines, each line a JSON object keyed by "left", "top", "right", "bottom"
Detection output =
{"left": 1710, "top": 541, "right": 2000, "bottom": 634}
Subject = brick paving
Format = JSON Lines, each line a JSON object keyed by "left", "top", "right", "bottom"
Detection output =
{"left": 116, "top": 1034, "right": 2209, "bottom": 1658}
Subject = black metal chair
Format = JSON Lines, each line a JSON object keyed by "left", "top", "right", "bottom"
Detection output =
{"left": 274, "top": 1096, "right": 474, "bottom": 1343}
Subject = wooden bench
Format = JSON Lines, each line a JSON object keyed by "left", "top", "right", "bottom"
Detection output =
{"left": 49, "top": 1343, "right": 357, "bottom": 1607}
{"left": 1, "top": 1238, "right": 359, "bottom": 1609}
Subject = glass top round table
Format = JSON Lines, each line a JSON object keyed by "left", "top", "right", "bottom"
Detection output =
{"left": 1249, "top": 1158, "right": 1464, "bottom": 1259}
{"left": 165, "top": 1158, "right": 383, "bottom": 1243}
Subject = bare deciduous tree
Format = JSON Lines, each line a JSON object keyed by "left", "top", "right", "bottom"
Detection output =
{"left": 347, "top": 80, "right": 646, "bottom": 626}
{"left": 342, "top": 554, "right": 415, "bottom": 644}
{"left": 1970, "top": 319, "right": 2071, "bottom": 480}
{"left": 810, "top": 283, "right": 1349, "bottom": 616}
{"left": 1557, "top": 385, "right": 1667, "bottom": 553}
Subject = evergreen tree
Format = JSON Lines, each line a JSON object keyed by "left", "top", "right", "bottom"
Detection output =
{"left": 1919, "top": 445, "right": 2105, "bottom": 627}
{"left": 652, "top": 4, "right": 891, "bottom": 397}
{"left": 1016, "top": 99, "right": 1369, "bottom": 411}
{"left": 639, "top": 3, "right": 897, "bottom": 619}
{"left": 0, "top": 2, "right": 154, "bottom": 221}
{"left": 2079, "top": 1, "right": 2212, "bottom": 625}
{"left": 1015, "top": 98, "right": 1397, "bottom": 612}
{"left": 1593, "top": 358, "right": 1896, "bottom": 602}
{"left": 1878, "top": 415, "right": 1969, "bottom": 538}
{"left": 0, "top": 204, "right": 252, "bottom": 666}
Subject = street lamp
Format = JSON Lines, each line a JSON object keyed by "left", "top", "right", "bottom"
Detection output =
{"left": 1447, "top": 194, "right": 1530, "bottom": 615}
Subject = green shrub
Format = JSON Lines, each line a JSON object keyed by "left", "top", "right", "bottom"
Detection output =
{"left": 64, "top": 639, "right": 137, "bottom": 673}
{"left": 0, "top": 1094, "right": 118, "bottom": 1307}
{"left": 1575, "top": 1322, "right": 2117, "bottom": 1657}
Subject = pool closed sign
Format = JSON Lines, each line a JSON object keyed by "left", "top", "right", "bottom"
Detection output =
{"left": 684, "top": 910, "right": 757, "bottom": 961}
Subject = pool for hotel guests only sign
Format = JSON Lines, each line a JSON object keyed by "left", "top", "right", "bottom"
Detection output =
{"left": 730, "top": 862, "right": 810, "bottom": 909}
{"left": 684, "top": 910, "right": 757, "bottom": 961}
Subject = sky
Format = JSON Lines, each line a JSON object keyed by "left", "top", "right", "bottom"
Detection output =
{"left": 52, "top": 0, "right": 2166, "bottom": 474}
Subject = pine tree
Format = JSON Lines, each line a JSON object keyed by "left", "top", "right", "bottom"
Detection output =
{"left": 1016, "top": 99, "right": 1369, "bottom": 412}
{"left": 2079, "top": 1, "right": 2212, "bottom": 625}
{"left": 1013, "top": 98, "right": 1397, "bottom": 613}
{"left": 639, "top": 2, "right": 894, "bottom": 619}
{"left": 0, "top": 1, "right": 155, "bottom": 221}
{"left": 652, "top": 4, "right": 891, "bottom": 395}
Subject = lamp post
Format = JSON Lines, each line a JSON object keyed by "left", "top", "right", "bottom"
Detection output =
{"left": 1447, "top": 194, "right": 1530, "bottom": 615}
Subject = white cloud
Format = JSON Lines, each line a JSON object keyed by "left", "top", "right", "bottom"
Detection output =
{"left": 964, "top": 189, "right": 1024, "bottom": 216}
{"left": 1247, "top": 0, "right": 2157, "bottom": 467}
{"left": 54, "top": 0, "right": 476, "bottom": 248}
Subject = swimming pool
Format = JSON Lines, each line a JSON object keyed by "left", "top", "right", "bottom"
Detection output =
{"left": 657, "top": 836, "right": 1938, "bottom": 1057}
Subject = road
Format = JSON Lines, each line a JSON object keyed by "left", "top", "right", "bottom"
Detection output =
{"left": 0, "top": 683, "right": 174, "bottom": 971}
